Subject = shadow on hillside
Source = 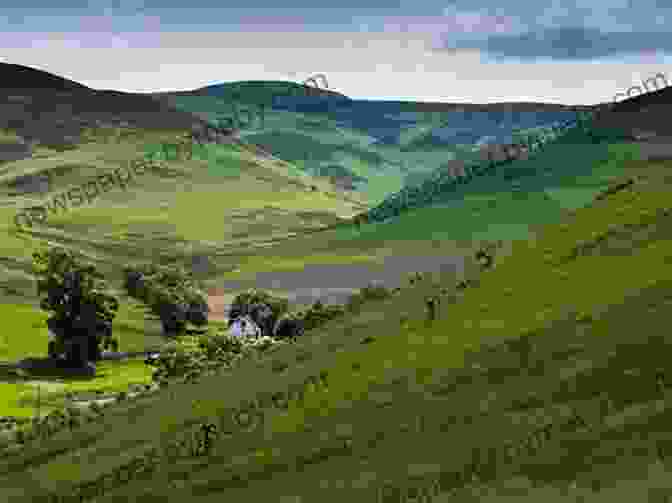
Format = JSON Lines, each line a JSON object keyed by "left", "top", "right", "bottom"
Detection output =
{"left": 0, "top": 359, "right": 96, "bottom": 382}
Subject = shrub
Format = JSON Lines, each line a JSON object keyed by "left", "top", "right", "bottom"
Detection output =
{"left": 408, "top": 272, "right": 423, "bottom": 285}
{"left": 425, "top": 296, "right": 438, "bottom": 321}
{"left": 346, "top": 292, "right": 364, "bottom": 313}
{"left": 359, "top": 283, "right": 393, "bottom": 301}
{"left": 273, "top": 313, "right": 306, "bottom": 341}
{"left": 248, "top": 335, "right": 276, "bottom": 351}
{"left": 229, "top": 289, "right": 289, "bottom": 320}
{"left": 197, "top": 332, "right": 246, "bottom": 363}
{"left": 148, "top": 336, "right": 207, "bottom": 383}
{"left": 88, "top": 401, "right": 102, "bottom": 414}
{"left": 14, "top": 429, "right": 26, "bottom": 444}
{"left": 296, "top": 301, "right": 346, "bottom": 331}
{"left": 344, "top": 283, "right": 392, "bottom": 314}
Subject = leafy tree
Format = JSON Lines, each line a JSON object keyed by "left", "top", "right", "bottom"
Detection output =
{"left": 273, "top": 313, "right": 306, "bottom": 341}
{"left": 123, "top": 263, "right": 209, "bottom": 336}
{"left": 33, "top": 247, "right": 119, "bottom": 372}
{"left": 293, "top": 300, "right": 345, "bottom": 331}
{"left": 145, "top": 336, "right": 207, "bottom": 384}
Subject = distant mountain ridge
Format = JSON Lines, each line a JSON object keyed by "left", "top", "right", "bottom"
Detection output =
{"left": 0, "top": 63, "right": 91, "bottom": 92}
{"left": 0, "top": 62, "right": 630, "bottom": 209}
{"left": 151, "top": 77, "right": 596, "bottom": 204}
{"left": 589, "top": 85, "right": 672, "bottom": 138}
{"left": 0, "top": 63, "right": 215, "bottom": 147}
{"left": 361, "top": 82, "right": 672, "bottom": 225}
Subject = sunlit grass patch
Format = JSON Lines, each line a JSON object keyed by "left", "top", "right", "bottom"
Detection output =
{"left": 0, "top": 359, "right": 154, "bottom": 418}
{"left": 220, "top": 252, "right": 385, "bottom": 279}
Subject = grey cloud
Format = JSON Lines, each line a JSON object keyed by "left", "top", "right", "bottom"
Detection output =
{"left": 439, "top": 26, "right": 672, "bottom": 60}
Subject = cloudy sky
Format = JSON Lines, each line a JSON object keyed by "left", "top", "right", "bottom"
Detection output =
{"left": 0, "top": 0, "right": 670, "bottom": 105}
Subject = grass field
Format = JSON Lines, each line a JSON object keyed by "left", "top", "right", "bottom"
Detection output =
{"left": 0, "top": 96, "right": 667, "bottom": 499}
{"left": 0, "top": 121, "right": 668, "bottom": 503}
{"left": 0, "top": 128, "right": 369, "bottom": 419}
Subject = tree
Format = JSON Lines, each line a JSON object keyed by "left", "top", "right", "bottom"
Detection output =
{"left": 123, "top": 263, "right": 209, "bottom": 337}
{"left": 33, "top": 247, "right": 119, "bottom": 372}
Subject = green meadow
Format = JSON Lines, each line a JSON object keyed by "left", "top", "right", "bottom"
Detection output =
{"left": 0, "top": 103, "right": 668, "bottom": 503}
{"left": 0, "top": 126, "right": 367, "bottom": 419}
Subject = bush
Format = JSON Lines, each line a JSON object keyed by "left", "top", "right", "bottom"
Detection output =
{"left": 146, "top": 327, "right": 287, "bottom": 385}
{"left": 408, "top": 272, "right": 423, "bottom": 286}
{"left": 344, "top": 283, "right": 392, "bottom": 314}
{"left": 197, "top": 332, "right": 246, "bottom": 363}
{"left": 273, "top": 313, "right": 306, "bottom": 341}
{"left": 345, "top": 292, "right": 364, "bottom": 313}
{"left": 295, "top": 301, "right": 346, "bottom": 331}
{"left": 474, "top": 240, "right": 503, "bottom": 270}
{"left": 248, "top": 335, "right": 276, "bottom": 351}
{"left": 359, "top": 283, "right": 393, "bottom": 301}
{"left": 88, "top": 401, "right": 103, "bottom": 414}
{"left": 148, "top": 336, "right": 207, "bottom": 383}
{"left": 229, "top": 289, "right": 289, "bottom": 320}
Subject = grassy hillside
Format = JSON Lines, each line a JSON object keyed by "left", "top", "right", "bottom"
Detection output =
{"left": 157, "top": 83, "right": 581, "bottom": 206}
{"left": 2, "top": 68, "right": 671, "bottom": 503}
{"left": 1, "top": 126, "right": 364, "bottom": 274}
{"left": 0, "top": 149, "right": 670, "bottom": 501}
{"left": 0, "top": 123, "right": 371, "bottom": 415}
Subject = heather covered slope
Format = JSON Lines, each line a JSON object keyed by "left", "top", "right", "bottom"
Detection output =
{"left": 0, "top": 63, "right": 215, "bottom": 148}
{"left": 1, "top": 154, "right": 670, "bottom": 502}
{"left": 590, "top": 84, "right": 672, "bottom": 139}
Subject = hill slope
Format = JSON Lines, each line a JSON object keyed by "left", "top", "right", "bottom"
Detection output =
{"left": 154, "top": 81, "right": 585, "bottom": 206}
{"left": 0, "top": 151, "right": 670, "bottom": 502}
{"left": 1, "top": 66, "right": 671, "bottom": 503}
{"left": 0, "top": 62, "right": 215, "bottom": 148}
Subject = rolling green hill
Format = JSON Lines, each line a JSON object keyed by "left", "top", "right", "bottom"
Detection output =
{"left": 155, "top": 81, "right": 581, "bottom": 207}
{"left": 1, "top": 150, "right": 670, "bottom": 502}
{"left": 2, "top": 66, "right": 672, "bottom": 503}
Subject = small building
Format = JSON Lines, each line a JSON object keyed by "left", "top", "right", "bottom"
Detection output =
{"left": 228, "top": 315, "right": 261, "bottom": 339}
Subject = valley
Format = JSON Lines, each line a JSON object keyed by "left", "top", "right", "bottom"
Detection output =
{"left": 0, "top": 61, "right": 670, "bottom": 502}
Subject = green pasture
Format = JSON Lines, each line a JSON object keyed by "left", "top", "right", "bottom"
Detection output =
{"left": 0, "top": 295, "right": 162, "bottom": 363}
{"left": 0, "top": 359, "right": 154, "bottom": 418}
{"left": 0, "top": 295, "right": 164, "bottom": 417}
{"left": 0, "top": 111, "right": 670, "bottom": 501}
{"left": 315, "top": 142, "right": 647, "bottom": 248}
{"left": 3, "top": 157, "right": 670, "bottom": 502}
